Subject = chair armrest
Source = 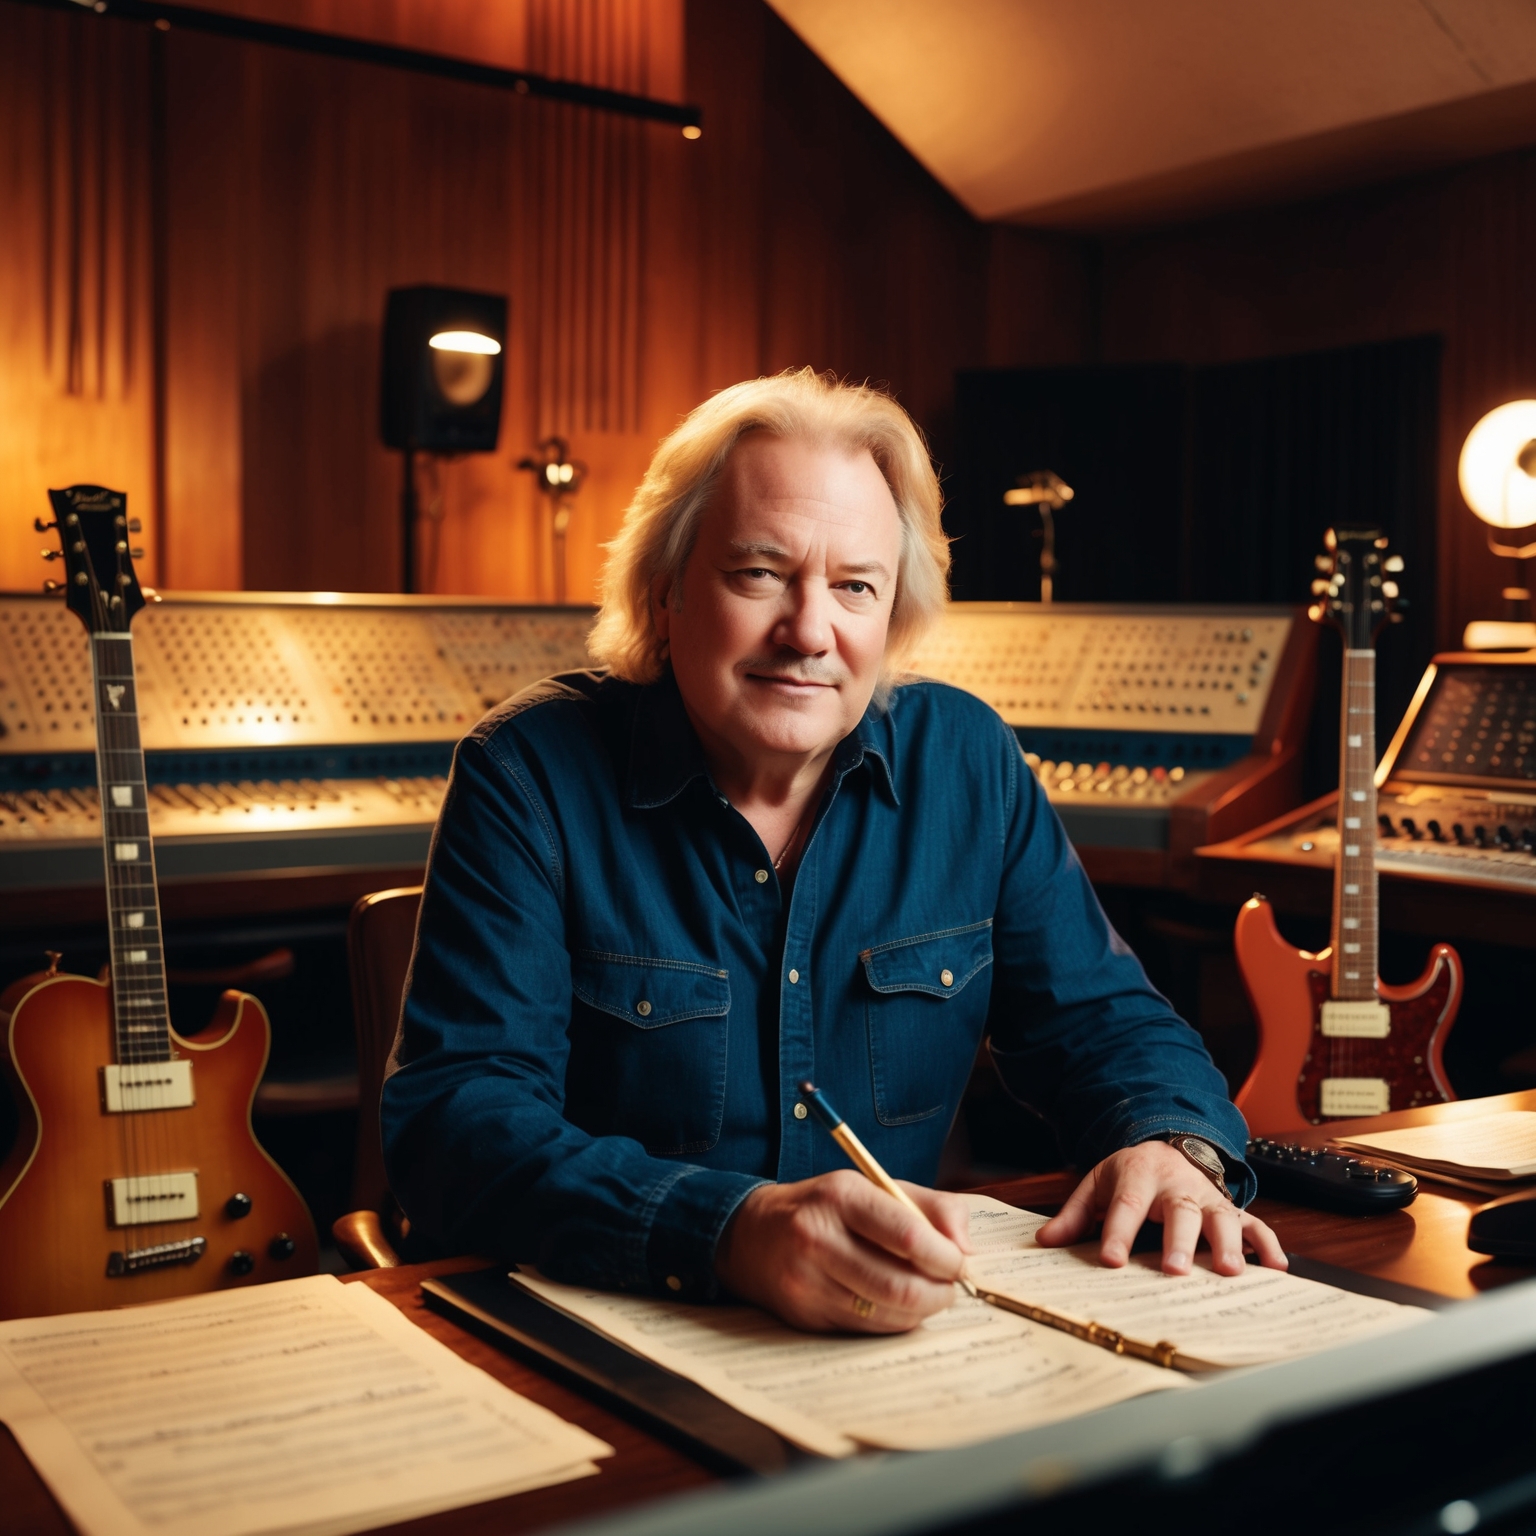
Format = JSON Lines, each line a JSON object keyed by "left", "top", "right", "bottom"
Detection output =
{"left": 332, "top": 1209, "right": 401, "bottom": 1270}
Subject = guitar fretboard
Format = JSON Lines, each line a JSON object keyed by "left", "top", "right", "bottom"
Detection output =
{"left": 1332, "top": 649, "right": 1379, "bottom": 999}
{"left": 90, "top": 635, "right": 172, "bottom": 1063}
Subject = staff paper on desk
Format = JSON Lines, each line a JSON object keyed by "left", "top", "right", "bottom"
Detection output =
{"left": 964, "top": 1198, "right": 1431, "bottom": 1369}
{"left": 510, "top": 1269, "right": 1188, "bottom": 1457}
{"left": 0, "top": 1274, "right": 612, "bottom": 1536}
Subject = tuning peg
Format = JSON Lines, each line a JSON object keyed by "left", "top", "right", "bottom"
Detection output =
{"left": 1314, "top": 554, "right": 1332, "bottom": 572}
{"left": 127, "top": 518, "right": 142, "bottom": 533}
{"left": 43, "top": 580, "right": 61, "bottom": 593}
{"left": 1384, "top": 555, "right": 1404, "bottom": 573}
{"left": 1310, "top": 578, "right": 1330, "bottom": 595}
{"left": 41, "top": 548, "right": 60, "bottom": 561}
{"left": 1307, "top": 603, "right": 1324, "bottom": 622}
{"left": 1383, "top": 581, "right": 1400, "bottom": 599}
{"left": 33, "top": 517, "right": 56, "bottom": 533}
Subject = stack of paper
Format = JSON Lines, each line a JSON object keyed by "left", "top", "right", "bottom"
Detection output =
{"left": 1339, "top": 1110, "right": 1536, "bottom": 1182}
{"left": 0, "top": 1274, "right": 611, "bottom": 1536}
{"left": 511, "top": 1195, "right": 1430, "bottom": 1456}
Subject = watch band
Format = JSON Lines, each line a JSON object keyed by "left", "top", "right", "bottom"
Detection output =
{"left": 1161, "top": 1134, "right": 1234, "bottom": 1202}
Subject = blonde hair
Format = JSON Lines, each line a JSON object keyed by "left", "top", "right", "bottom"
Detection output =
{"left": 589, "top": 368, "right": 950, "bottom": 690}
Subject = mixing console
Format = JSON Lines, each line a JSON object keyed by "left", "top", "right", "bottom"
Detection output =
{"left": 0, "top": 592, "right": 593, "bottom": 892}
{"left": 908, "top": 604, "right": 1316, "bottom": 874}
{"left": 1202, "top": 653, "right": 1536, "bottom": 898}
{"left": 0, "top": 594, "right": 1315, "bottom": 899}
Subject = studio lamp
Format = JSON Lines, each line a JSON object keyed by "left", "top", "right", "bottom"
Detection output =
{"left": 1459, "top": 400, "right": 1536, "bottom": 650}
{"left": 517, "top": 437, "right": 587, "bottom": 604}
{"left": 1003, "top": 471, "right": 1074, "bottom": 603}
{"left": 380, "top": 285, "right": 508, "bottom": 593}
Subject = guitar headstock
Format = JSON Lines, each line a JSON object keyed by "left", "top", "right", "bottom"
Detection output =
{"left": 1307, "top": 525, "right": 1405, "bottom": 650}
{"left": 40, "top": 485, "right": 147, "bottom": 636}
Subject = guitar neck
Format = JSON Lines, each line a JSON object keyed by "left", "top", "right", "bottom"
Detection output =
{"left": 90, "top": 634, "right": 172, "bottom": 1064}
{"left": 1332, "top": 648, "right": 1379, "bottom": 999}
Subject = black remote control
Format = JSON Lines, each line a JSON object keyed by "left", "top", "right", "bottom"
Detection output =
{"left": 1247, "top": 1138, "right": 1417, "bottom": 1214}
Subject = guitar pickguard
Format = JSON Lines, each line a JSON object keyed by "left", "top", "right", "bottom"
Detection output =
{"left": 1294, "top": 955, "right": 1459, "bottom": 1124}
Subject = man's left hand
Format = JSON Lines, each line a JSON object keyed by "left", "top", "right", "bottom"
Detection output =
{"left": 1035, "top": 1140, "right": 1287, "bottom": 1275}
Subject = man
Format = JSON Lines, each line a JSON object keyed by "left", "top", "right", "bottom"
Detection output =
{"left": 383, "top": 369, "right": 1284, "bottom": 1335}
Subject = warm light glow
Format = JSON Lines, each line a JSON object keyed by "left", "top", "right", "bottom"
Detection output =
{"left": 428, "top": 330, "right": 502, "bottom": 355}
{"left": 1459, "top": 401, "right": 1536, "bottom": 530}
{"left": 681, "top": 124, "right": 702, "bottom": 139}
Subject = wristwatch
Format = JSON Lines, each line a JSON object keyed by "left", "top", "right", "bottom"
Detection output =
{"left": 1160, "top": 1134, "right": 1234, "bottom": 1202}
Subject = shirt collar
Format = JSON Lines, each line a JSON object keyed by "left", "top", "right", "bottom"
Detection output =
{"left": 626, "top": 670, "right": 900, "bottom": 809}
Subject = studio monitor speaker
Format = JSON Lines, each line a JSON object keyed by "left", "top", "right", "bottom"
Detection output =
{"left": 380, "top": 285, "right": 508, "bottom": 454}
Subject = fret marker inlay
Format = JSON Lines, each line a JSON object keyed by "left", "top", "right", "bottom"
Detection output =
{"left": 111, "top": 786, "right": 134, "bottom": 807}
{"left": 113, "top": 842, "right": 140, "bottom": 861}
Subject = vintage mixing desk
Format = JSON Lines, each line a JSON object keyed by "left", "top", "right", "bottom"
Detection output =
{"left": 0, "top": 595, "right": 1320, "bottom": 923}
{"left": 909, "top": 602, "right": 1319, "bottom": 888}
{"left": 1200, "top": 651, "right": 1536, "bottom": 947}
{"left": 0, "top": 591, "right": 595, "bottom": 927}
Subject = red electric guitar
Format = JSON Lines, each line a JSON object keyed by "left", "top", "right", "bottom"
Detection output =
{"left": 1233, "top": 527, "right": 1462, "bottom": 1135}
{"left": 0, "top": 485, "right": 317, "bottom": 1319}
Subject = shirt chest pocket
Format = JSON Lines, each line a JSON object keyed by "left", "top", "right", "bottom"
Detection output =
{"left": 860, "top": 920, "right": 993, "bottom": 1127}
{"left": 566, "top": 952, "right": 731, "bottom": 1157}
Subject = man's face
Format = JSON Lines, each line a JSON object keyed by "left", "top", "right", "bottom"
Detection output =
{"left": 655, "top": 433, "right": 902, "bottom": 776}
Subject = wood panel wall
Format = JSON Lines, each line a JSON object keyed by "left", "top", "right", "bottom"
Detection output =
{"left": 0, "top": 0, "right": 1081, "bottom": 603}
{"left": 10, "top": 0, "right": 1531, "bottom": 637}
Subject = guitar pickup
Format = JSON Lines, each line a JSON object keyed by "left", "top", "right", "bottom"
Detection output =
{"left": 107, "top": 1171, "right": 199, "bottom": 1226}
{"left": 100, "top": 1060, "right": 194, "bottom": 1112}
{"left": 106, "top": 1237, "right": 207, "bottom": 1276}
{"left": 1320, "top": 1078, "right": 1391, "bottom": 1116}
{"left": 1320, "top": 1001, "right": 1391, "bottom": 1038}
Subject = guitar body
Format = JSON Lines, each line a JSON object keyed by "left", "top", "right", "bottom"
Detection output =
{"left": 1233, "top": 895, "right": 1461, "bottom": 1135}
{"left": 0, "top": 969, "right": 318, "bottom": 1320}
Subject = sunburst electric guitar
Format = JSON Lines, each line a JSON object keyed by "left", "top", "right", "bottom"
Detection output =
{"left": 1233, "top": 526, "right": 1461, "bottom": 1135}
{"left": 0, "top": 485, "right": 317, "bottom": 1319}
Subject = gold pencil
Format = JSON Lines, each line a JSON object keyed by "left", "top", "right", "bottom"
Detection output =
{"left": 795, "top": 1080, "right": 1182, "bottom": 1370}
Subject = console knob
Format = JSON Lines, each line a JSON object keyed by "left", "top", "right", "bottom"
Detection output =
{"left": 1377, "top": 814, "right": 1396, "bottom": 837}
{"left": 1400, "top": 817, "right": 1419, "bottom": 839}
{"left": 225, "top": 1193, "right": 252, "bottom": 1219}
{"left": 1497, "top": 824, "right": 1515, "bottom": 849}
{"left": 1452, "top": 822, "right": 1468, "bottom": 845}
{"left": 228, "top": 1250, "right": 255, "bottom": 1276}
{"left": 1427, "top": 819, "right": 1443, "bottom": 842}
{"left": 268, "top": 1233, "right": 296, "bottom": 1260}
{"left": 1474, "top": 824, "right": 1490, "bottom": 848}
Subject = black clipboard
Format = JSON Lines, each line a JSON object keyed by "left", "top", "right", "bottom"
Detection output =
{"left": 421, "top": 1268, "right": 808, "bottom": 1475}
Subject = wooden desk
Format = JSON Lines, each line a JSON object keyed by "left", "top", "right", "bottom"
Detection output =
{"left": 9, "top": 1101, "right": 1535, "bottom": 1536}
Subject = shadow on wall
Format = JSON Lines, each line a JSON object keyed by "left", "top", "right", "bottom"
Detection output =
{"left": 243, "top": 322, "right": 400, "bottom": 593}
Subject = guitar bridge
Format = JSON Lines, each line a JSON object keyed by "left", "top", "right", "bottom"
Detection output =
{"left": 106, "top": 1236, "right": 207, "bottom": 1276}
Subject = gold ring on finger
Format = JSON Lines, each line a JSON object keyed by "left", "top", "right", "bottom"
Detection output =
{"left": 851, "top": 1294, "right": 875, "bottom": 1319}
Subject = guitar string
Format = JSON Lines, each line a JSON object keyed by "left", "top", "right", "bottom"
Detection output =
{"left": 93, "top": 639, "right": 141, "bottom": 1266}
{"left": 99, "top": 635, "right": 175, "bottom": 1265}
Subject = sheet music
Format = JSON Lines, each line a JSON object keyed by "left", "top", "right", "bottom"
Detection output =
{"left": 964, "top": 1198, "right": 1431, "bottom": 1368}
{"left": 0, "top": 1275, "right": 611, "bottom": 1536}
{"left": 1340, "top": 1110, "right": 1536, "bottom": 1178}
{"left": 512, "top": 1268, "right": 1187, "bottom": 1457}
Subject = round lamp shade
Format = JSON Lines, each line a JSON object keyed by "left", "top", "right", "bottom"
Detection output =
{"left": 1459, "top": 400, "right": 1536, "bottom": 530}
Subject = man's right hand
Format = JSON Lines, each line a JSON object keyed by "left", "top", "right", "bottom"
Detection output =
{"left": 713, "top": 1170, "right": 972, "bottom": 1333}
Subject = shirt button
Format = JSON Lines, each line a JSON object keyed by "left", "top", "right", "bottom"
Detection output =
{"left": 636, "top": 1000, "right": 652, "bottom": 1017}
{"left": 665, "top": 1275, "right": 683, "bottom": 1292}
{"left": 788, "top": 968, "right": 799, "bottom": 984}
{"left": 940, "top": 968, "right": 954, "bottom": 987}
{"left": 754, "top": 868, "right": 769, "bottom": 884}
{"left": 793, "top": 1102, "right": 808, "bottom": 1120}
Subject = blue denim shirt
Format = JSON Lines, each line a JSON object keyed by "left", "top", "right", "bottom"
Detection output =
{"left": 382, "top": 668, "right": 1256, "bottom": 1300}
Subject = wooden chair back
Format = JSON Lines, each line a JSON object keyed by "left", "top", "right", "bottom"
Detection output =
{"left": 346, "top": 886, "right": 423, "bottom": 1217}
